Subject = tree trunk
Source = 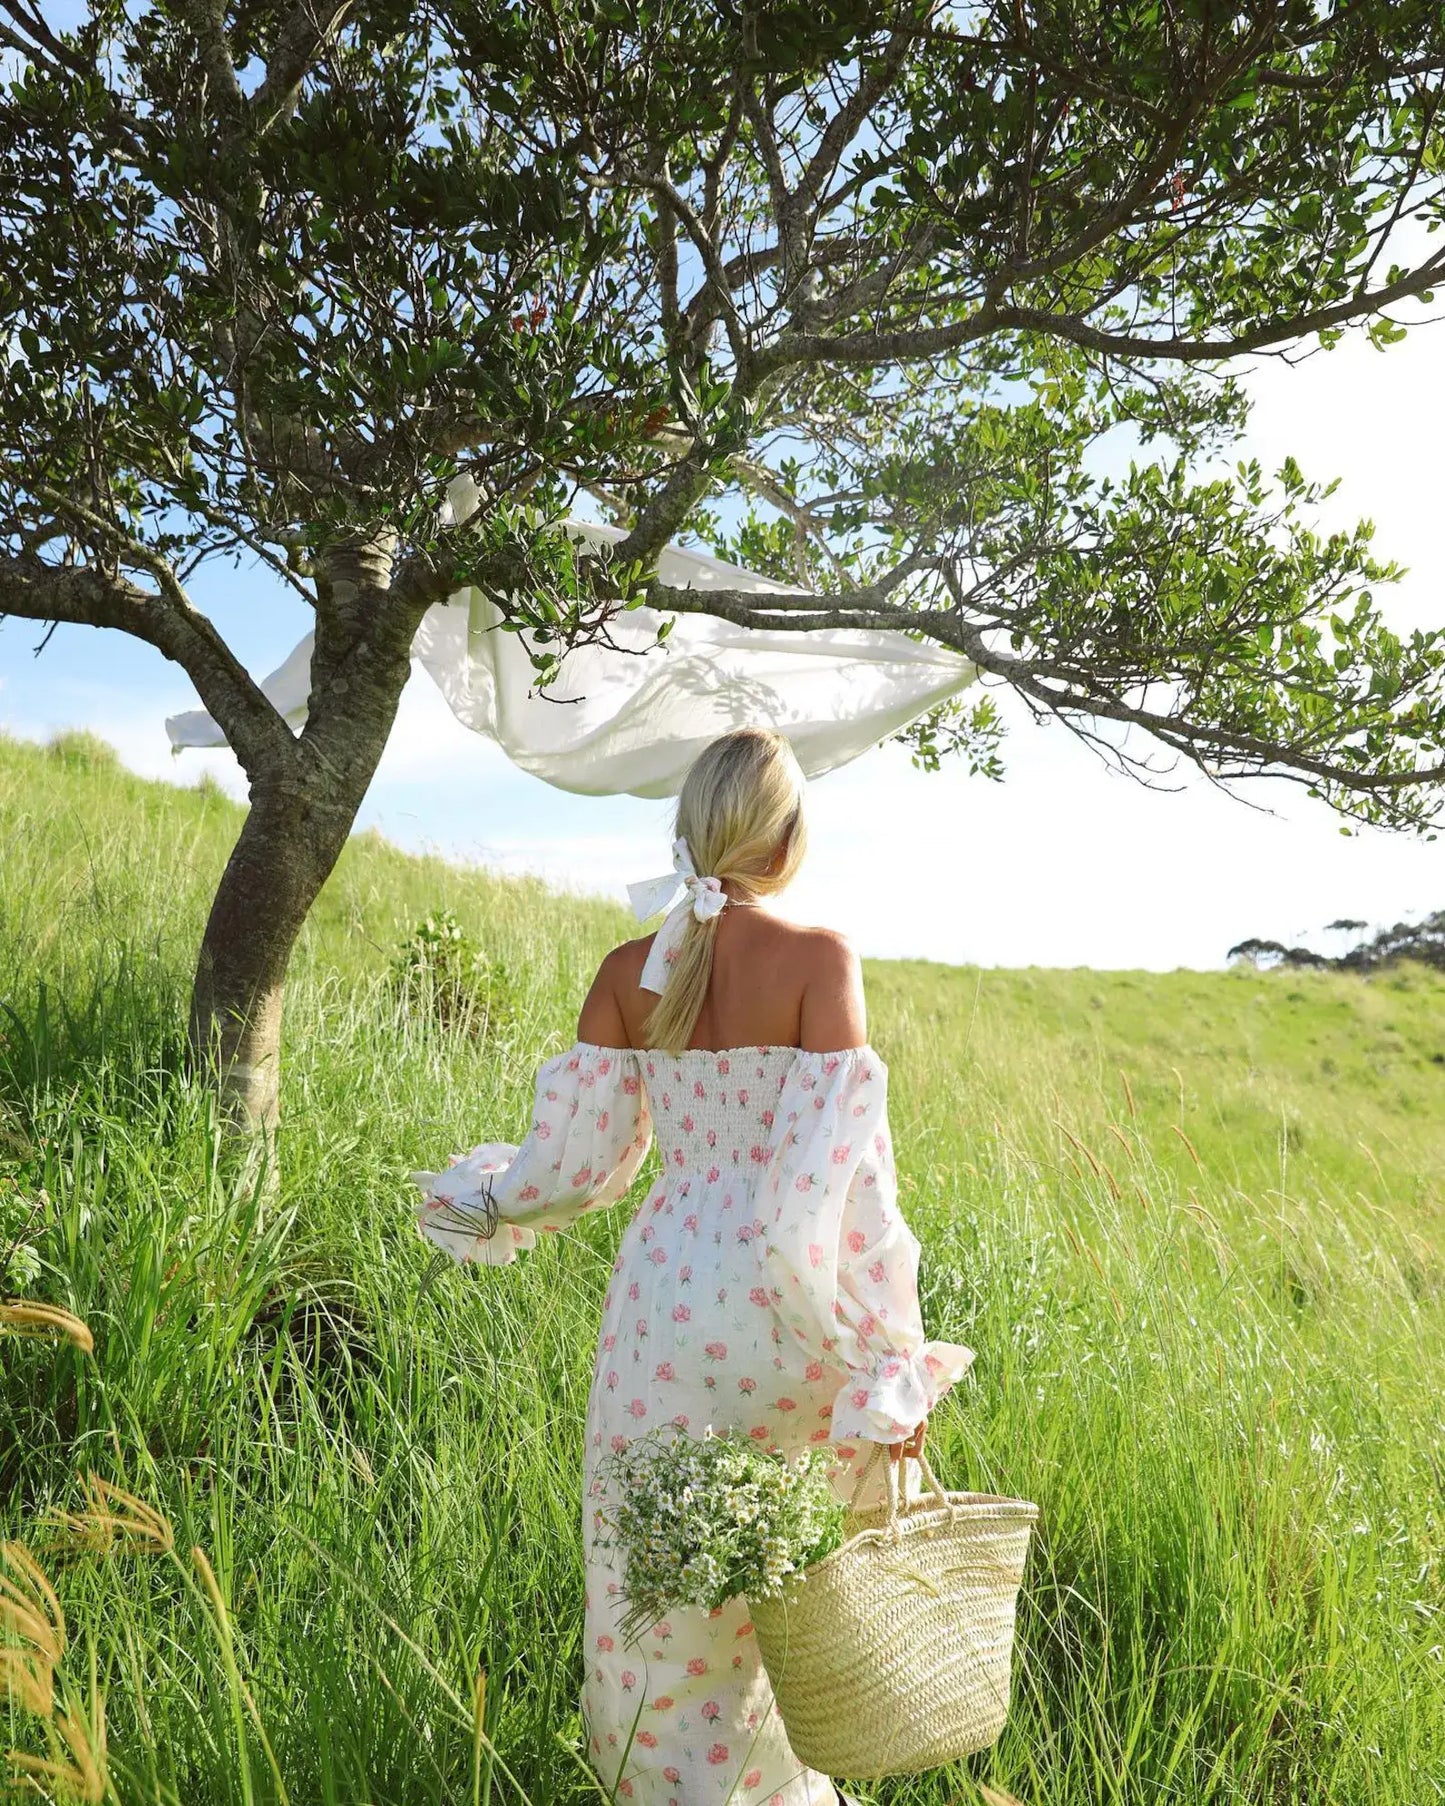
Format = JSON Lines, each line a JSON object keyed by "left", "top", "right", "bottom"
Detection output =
{"left": 188, "top": 770, "right": 362, "bottom": 1134}
{"left": 188, "top": 545, "right": 417, "bottom": 1137}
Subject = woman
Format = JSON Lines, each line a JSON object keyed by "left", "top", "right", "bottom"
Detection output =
{"left": 416, "top": 728, "right": 973, "bottom": 1804}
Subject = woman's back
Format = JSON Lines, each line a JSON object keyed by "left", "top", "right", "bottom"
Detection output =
{"left": 581, "top": 906, "right": 867, "bottom": 1053}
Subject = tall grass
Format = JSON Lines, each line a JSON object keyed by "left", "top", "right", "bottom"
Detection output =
{"left": 1, "top": 731, "right": 1442, "bottom": 1804}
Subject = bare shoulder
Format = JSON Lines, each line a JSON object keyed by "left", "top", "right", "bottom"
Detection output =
{"left": 576, "top": 937, "right": 653, "bottom": 1045}
{"left": 786, "top": 921, "right": 860, "bottom": 977}
{"left": 790, "top": 922, "right": 866, "bottom": 1051}
{"left": 598, "top": 935, "right": 653, "bottom": 988}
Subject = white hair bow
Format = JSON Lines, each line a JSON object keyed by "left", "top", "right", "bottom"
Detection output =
{"left": 627, "top": 838, "right": 730, "bottom": 994}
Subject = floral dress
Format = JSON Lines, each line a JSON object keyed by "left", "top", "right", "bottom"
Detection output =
{"left": 415, "top": 1043, "right": 973, "bottom": 1805}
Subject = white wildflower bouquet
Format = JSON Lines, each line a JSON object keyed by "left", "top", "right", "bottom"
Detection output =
{"left": 598, "top": 1428, "right": 846, "bottom": 1640}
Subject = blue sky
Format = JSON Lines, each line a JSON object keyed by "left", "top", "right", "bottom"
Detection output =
{"left": 5, "top": 330, "right": 1443, "bottom": 970}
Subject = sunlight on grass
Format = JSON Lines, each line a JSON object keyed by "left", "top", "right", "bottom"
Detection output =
{"left": 1, "top": 732, "right": 1442, "bottom": 1803}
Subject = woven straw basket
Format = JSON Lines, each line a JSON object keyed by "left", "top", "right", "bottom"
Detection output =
{"left": 750, "top": 1449, "right": 1037, "bottom": 1778}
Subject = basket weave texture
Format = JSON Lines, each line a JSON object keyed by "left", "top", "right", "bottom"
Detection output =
{"left": 749, "top": 1450, "right": 1037, "bottom": 1779}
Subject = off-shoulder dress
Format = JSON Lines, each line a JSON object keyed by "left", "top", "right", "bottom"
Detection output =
{"left": 415, "top": 1042, "right": 972, "bottom": 1805}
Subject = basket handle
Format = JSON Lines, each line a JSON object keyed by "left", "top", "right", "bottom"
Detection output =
{"left": 847, "top": 1442, "right": 956, "bottom": 1537}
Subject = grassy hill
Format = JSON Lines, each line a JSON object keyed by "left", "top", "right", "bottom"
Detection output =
{"left": 1, "top": 730, "right": 1442, "bottom": 1805}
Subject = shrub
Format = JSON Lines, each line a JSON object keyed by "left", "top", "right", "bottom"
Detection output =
{"left": 389, "top": 910, "right": 519, "bottom": 1040}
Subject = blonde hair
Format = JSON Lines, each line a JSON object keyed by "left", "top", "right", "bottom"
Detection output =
{"left": 644, "top": 729, "right": 807, "bottom": 1053}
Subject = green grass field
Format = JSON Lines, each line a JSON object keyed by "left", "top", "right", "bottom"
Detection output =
{"left": 2, "top": 729, "right": 1442, "bottom": 1806}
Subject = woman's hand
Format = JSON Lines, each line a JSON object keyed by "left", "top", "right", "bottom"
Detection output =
{"left": 888, "top": 1418, "right": 927, "bottom": 1463}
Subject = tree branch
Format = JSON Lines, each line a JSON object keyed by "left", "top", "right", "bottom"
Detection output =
{"left": 0, "top": 554, "right": 297, "bottom": 778}
{"left": 764, "top": 253, "right": 1445, "bottom": 372}
{"left": 648, "top": 580, "right": 1445, "bottom": 807}
{"left": 252, "top": 0, "right": 355, "bottom": 128}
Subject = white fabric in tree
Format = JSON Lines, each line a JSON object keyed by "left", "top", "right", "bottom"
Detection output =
{"left": 165, "top": 516, "right": 976, "bottom": 799}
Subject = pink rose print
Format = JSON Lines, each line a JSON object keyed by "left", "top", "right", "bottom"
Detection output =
{"left": 611, "top": 1433, "right": 628, "bottom": 1451}
{"left": 672, "top": 1149, "right": 685, "bottom": 1167}
{"left": 831, "top": 1144, "right": 851, "bottom": 1165}
{"left": 628, "top": 1398, "right": 648, "bottom": 1419}
{"left": 602, "top": 1333, "right": 616, "bottom": 1351}
{"left": 636, "top": 1318, "right": 649, "bottom": 1337}
{"left": 852, "top": 1103, "right": 867, "bottom": 1117}
{"left": 805, "top": 1359, "right": 825, "bottom": 1382}
{"left": 617, "top": 1781, "right": 633, "bottom": 1799}
{"left": 707, "top": 1745, "right": 730, "bottom": 1765}
{"left": 882, "top": 1357, "right": 902, "bottom": 1378}
{"left": 846, "top": 1229, "right": 867, "bottom": 1254}
{"left": 605, "top": 1370, "right": 619, "bottom": 1391}
{"left": 536, "top": 1122, "right": 551, "bottom": 1140}
{"left": 596, "top": 1635, "right": 614, "bottom": 1652}
{"left": 682, "top": 1114, "right": 695, "bottom": 1133}
{"left": 761, "top": 1109, "right": 774, "bottom": 1127}
{"left": 924, "top": 1351, "right": 945, "bottom": 1374}
{"left": 637, "top": 1730, "right": 658, "bottom": 1748}
{"left": 718, "top": 1057, "right": 730, "bottom": 1075}
{"left": 702, "top": 1701, "right": 722, "bottom": 1723}
{"left": 664, "top": 1766, "right": 681, "bottom": 1782}
{"left": 597, "top": 1110, "right": 610, "bottom": 1131}
{"left": 623, "top": 1074, "right": 640, "bottom": 1094}
{"left": 672, "top": 1413, "right": 689, "bottom": 1429}
{"left": 868, "top": 1259, "right": 886, "bottom": 1283}
{"left": 794, "top": 1173, "right": 813, "bottom": 1192}
{"left": 680, "top": 1264, "right": 693, "bottom": 1283}
{"left": 748, "top": 1286, "right": 770, "bottom": 1307}
{"left": 516, "top": 1184, "right": 540, "bottom": 1203}
{"left": 628, "top": 1282, "right": 640, "bottom": 1301}
{"left": 655, "top": 1702, "right": 676, "bottom": 1716}
{"left": 851, "top": 1387, "right": 871, "bottom": 1409}
{"left": 858, "top": 1314, "right": 877, "bottom": 1337}
{"left": 707, "top": 1166, "right": 720, "bottom": 1183}
{"left": 661, "top": 1092, "right": 671, "bottom": 1109}
{"left": 686, "top": 1657, "right": 707, "bottom": 1676}
{"left": 749, "top": 1425, "right": 769, "bottom": 1440}
{"left": 671, "top": 1304, "right": 691, "bottom": 1323}
{"left": 745, "top": 1770, "right": 763, "bottom": 1789}
{"left": 654, "top": 1361, "right": 675, "bottom": 1382}
{"left": 653, "top": 1621, "right": 673, "bottom": 1640}
{"left": 807, "top": 1243, "right": 824, "bottom": 1268}
{"left": 649, "top": 1247, "right": 668, "bottom": 1265}
{"left": 705, "top": 1341, "right": 728, "bottom": 1360}
{"left": 738, "top": 1376, "right": 757, "bottom": 1393}
{"left": 838, "top": 1443, "right": 858, "bottom": 1460}
{"left": 707, "top": 1128, "right": 717, "bottom": 1148}
{"left": 694, "top": 1079, "right": 705, "bottom": 1098}
{"left": 810, "top": 1427, "right": 830, "bottom": 1441}
{"left": 683, "top": 1213, "right": 699, "bottom": 1233}
{"left": 621, "top": 1670, "right": 636, "bottom": 1690}
{"left": 776, "top": 1397, "right": 797, "bottom": 1412}
{"left": 738, "top": 1088, "right": 749, "bottom": 1105}
{"left": 640, "top": 1225, "right": 654, "bottom": 1243}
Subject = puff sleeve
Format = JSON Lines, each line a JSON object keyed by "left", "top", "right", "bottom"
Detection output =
{"left": 757, "top": 1048, "right": 973, "bottom": 1443}
{"left": 413, "top": 1043, "right": 652, "bottom": 1266}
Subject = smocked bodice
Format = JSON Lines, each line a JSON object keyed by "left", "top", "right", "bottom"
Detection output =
{"left": 637, "top": 1045, "right": 797, "bottom": 1173}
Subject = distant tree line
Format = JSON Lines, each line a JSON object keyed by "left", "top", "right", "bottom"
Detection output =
{"left": 1229, "top": 914, "right": 1445, "bottom": 973}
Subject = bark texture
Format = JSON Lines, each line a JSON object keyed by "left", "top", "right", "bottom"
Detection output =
{"left": 188, "top": 541, "right": 421, "bottom": 1134}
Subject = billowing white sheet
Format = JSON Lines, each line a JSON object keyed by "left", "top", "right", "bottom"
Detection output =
{"left": 166, "top": 519, "right": 976, "bottom": 798}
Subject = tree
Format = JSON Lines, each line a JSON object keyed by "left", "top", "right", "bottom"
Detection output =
{"left": 3, "top": 0, "right": 1445, "bottom": 1132}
